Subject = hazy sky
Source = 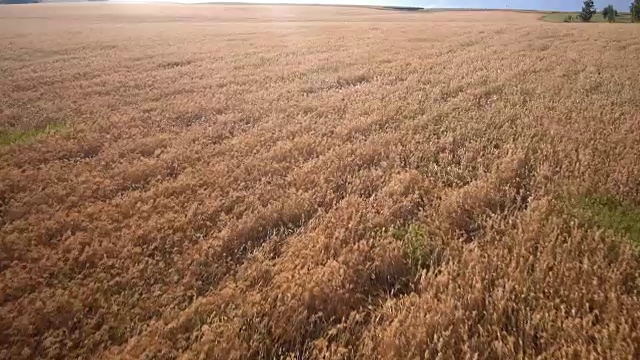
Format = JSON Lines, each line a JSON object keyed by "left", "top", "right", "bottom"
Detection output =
{"left": 125, "top": 0, "right": 634, "bottom": 11}
{"left": 416, "top": 0, "right": 632, "bottom": 10}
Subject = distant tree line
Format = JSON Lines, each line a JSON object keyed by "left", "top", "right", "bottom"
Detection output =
{"left": 573, "top": 0, "right": 640, "bottom": 22}
{"left": 0, "top": 0, "right": 40, "bottom": 3}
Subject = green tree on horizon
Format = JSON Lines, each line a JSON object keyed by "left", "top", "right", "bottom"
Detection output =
{"left": 632, "top": 0, "right": 640, "bottom": 22}
{"left": 580, "top": 0, "right": 596, "bottom": 21}
{"left": 602, "top": 4, "right": 618, "bottom": 22}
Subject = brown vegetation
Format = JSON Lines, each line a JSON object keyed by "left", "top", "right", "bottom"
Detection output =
{"left": 1, "top": 4, "right": 640, "bottom": 359}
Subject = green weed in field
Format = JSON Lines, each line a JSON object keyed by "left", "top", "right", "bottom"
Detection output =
{"left": 392, "top": 223, "right": 444, "bottom": 275}
{"left": 0, "top": 123, "right": 66, "bottom": 146}
{"left": 580, "top": 196, "right": 640, "bottom": 245}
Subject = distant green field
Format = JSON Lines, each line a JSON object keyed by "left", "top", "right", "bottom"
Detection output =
{"left": 542, "top": 12, "right": 633, "bottom": 23}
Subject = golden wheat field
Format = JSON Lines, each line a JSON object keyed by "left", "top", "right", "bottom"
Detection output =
{"left": 2, "top": 3, "right": 640, "bottom": 359}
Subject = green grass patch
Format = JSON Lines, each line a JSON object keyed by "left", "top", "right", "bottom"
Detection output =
{"left": 579, "top": 196, "right": 640, "bottom": 245}
{"left": 392, "top": 223, "right": 444, "bottom": 275}
{"left": 542, "top": 12, "right": 632, "bottom": 23}
{"left": 0, "top": 123, "right": 66, "bottom": 146}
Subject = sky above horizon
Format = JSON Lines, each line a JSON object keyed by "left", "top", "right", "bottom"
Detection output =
{"left": 420, "top": 0, "right": 631, "bottom": 11}
{"left": 117, "top": 0, "right": 634, "bottom": 12}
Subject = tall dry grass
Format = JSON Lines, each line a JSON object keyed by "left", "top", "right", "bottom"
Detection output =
{"left": 1, "top": 4, "right": 640, "bottom": 359}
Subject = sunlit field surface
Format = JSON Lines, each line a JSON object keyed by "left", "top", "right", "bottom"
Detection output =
{"left": 2, "top": 4, "right": 640, "bottom": 359}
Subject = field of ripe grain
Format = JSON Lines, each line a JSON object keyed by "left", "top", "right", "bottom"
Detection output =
{"left": 1, "top": 4, "right": 640, "bottom": 359}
